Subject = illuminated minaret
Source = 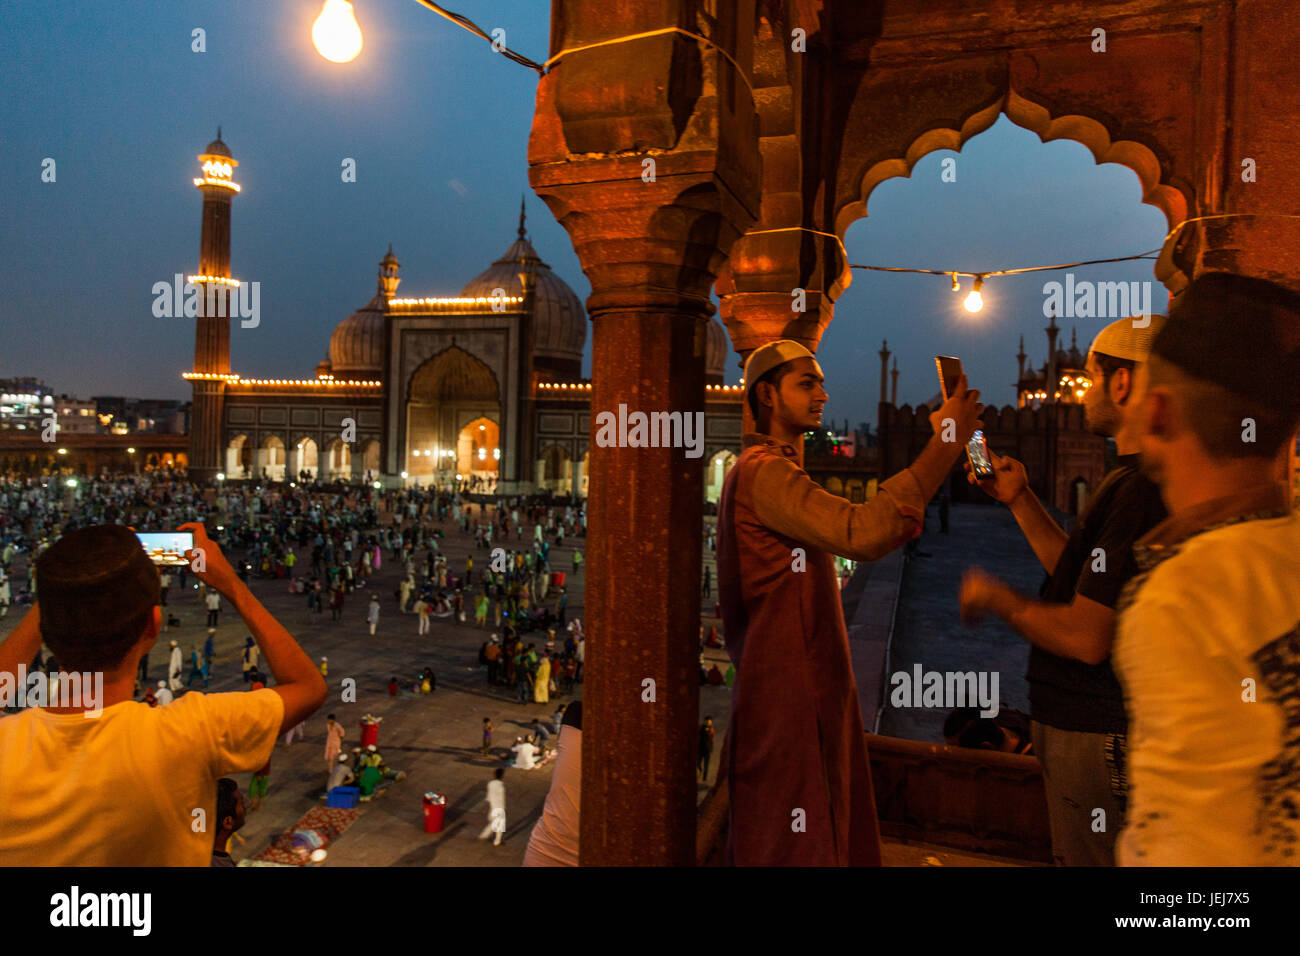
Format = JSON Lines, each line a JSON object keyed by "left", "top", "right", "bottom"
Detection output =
{"left": 188, "top": 129, "right": 240, "bottom": 483}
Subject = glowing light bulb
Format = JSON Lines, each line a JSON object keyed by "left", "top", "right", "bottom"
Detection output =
{"left": 313, "top": 0, "right": 363, "bottom": 63}
{"left": 963, "top": 277, "right": 985, "bottom": 313}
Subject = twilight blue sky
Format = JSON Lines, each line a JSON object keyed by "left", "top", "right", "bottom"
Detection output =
{"left": 0, "top": 0, "right": 1170, "bottom": 428}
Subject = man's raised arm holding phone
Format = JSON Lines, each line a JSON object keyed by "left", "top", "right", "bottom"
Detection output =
{"left": 177, "top": 522, "right": 326, "bottom": 731}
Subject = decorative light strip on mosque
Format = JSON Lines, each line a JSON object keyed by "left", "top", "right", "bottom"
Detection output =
{"left": 185, "top": 275, "right": 242, "bottom": 287}
{"left": 388, "top": 296, "right": 525, "bottom": 307}
{"left": 536, "top": 382, "right": 745, "bottom": 394}
{"left": 181, "top": 372, "right": 380, "bottom": 387}
{"left": 193, "top": 176, "right": 241, "bottom": 192}
{"left": 228, "top": 378, "right": 382, "bottom": 387}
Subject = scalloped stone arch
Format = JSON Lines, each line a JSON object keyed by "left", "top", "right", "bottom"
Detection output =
{"left": 834, "top": 89, "right": 1189, "bottom": 242}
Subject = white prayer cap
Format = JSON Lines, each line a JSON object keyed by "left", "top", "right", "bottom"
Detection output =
{"left": 742, "top": 340, "right": 822, "bottom": 406}
{"left": 1088, "top": 315, "right": 1168, "bottom": 364}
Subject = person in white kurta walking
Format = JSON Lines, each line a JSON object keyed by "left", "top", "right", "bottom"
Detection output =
{"left": 167, "top": 640, "right": 183, "bottom": 692}
{"left": 367, "top": 596, "right": 380, "bottom": 636}
{"left": 477, "top": 768, "right": 507, "bottom": 845}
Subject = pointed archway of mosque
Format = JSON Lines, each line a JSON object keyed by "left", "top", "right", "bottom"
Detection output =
{"left": 404, "top": 346, "right": 501, "bottom": 483}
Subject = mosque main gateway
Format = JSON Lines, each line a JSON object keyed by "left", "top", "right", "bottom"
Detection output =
{"left": 183, "top": 134, "right": 743, "bottom": 498}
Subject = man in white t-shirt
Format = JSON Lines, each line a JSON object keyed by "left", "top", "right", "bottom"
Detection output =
{"left": 205, "top": 589, "right": 221, "bottom": 628}
{"left": 0, "top": 523, "right": 326, "bottom": 866}
{"left": 1116, "top": 273, "right": 1300, "bottom": 866}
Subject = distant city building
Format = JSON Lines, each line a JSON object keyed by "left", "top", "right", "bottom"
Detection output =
{"left": 0, "top": 378, "right": 54, "bottom": 432}
{"left": 52, "top": 396, "right": 98, "bottom": 434}
{"left": 79, "top": 397, "right": 187, "bottom": 435}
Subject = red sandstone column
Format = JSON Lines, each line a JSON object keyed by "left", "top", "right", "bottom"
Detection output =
{"left": 530, "top": 1, "right": 760, "bottom": 866}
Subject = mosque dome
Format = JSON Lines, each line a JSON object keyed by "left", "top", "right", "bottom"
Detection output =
{"left": 459, "top": 202, "right": 586, "bottom": 369}
{"left": 329, "top": 292, "right": 385, "bottom": 378}
{"left": 705, "top": 314, "right": 728, "bottom": 383}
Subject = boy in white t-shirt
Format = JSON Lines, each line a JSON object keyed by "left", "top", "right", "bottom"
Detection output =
{"left": 0, "top": 523, "right": 326, "bottom": 866}
{"left": 1117, "top": 273, "right": 1300, "bottom": 866}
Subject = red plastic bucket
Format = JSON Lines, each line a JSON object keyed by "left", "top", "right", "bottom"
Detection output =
{"left": 422, "top": 799, "right": 446, "bottom": 834}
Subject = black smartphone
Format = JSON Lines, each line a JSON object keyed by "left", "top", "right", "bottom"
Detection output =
{"left": 935, "top": 355, "right": 995, "bottom": 480}
{"left": 136, "top": 531, "right": 193, "bottom": 566}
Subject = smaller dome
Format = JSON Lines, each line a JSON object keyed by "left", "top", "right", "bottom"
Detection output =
{"left": 329, "top": 293, "right": 385, "bottom": 378}
{"left": 381, "top": 244, "right": 399, "bottom": 268}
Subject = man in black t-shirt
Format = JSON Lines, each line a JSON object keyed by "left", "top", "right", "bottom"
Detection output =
{"left": 958, "top": 316, "right": 1168, "bottom": 865}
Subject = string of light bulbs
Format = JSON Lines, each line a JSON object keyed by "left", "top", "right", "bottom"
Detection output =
{"left": 849, "top": 249, "right": 1161, "bottom": 312}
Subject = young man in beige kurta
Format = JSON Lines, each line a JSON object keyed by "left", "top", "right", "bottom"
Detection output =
{"left": 718, "top": 341, "right": 981, "bottom": 866}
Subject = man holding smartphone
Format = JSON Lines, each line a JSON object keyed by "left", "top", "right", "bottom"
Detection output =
{"left": 0, "top": 522, "right": 326, "bottom": 866}
{"left": 957, "top": 315, "right": 1167, "bottom": 865}
{"left": 718, "top": 339, "right": 982, "bottom": 866}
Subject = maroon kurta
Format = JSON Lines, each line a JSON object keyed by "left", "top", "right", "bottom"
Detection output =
{"left": 718, "top": 433, "right": 926, "bottom": 865}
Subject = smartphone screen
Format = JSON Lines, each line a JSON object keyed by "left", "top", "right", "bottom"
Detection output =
{"left": 967, "top": 430, "right": 995, "bottom": 479}
{"left": 136, "top": 531, "right": 193, "bottom": 566}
